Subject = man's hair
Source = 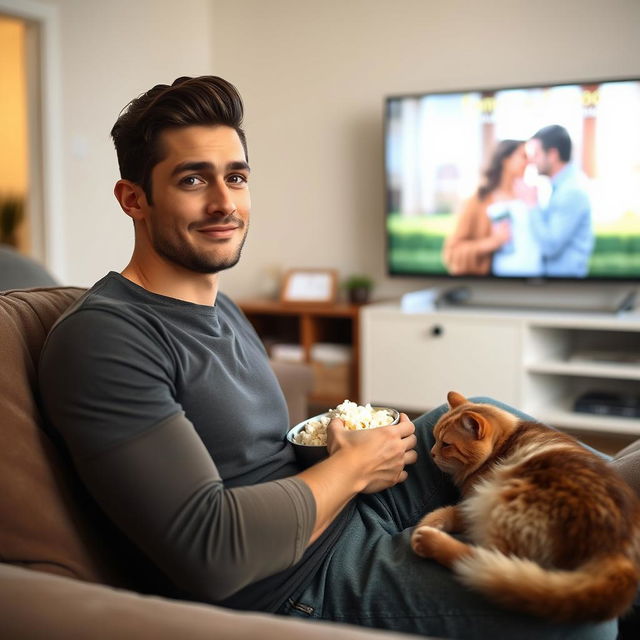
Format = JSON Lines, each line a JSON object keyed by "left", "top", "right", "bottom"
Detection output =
{"left": 531, "top": 124, "right": 572, "bottom": 163}
{"left": 110, "top": 76, "right": 247, "bottom": 204}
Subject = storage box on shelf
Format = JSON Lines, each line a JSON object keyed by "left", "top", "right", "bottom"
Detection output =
{"left": 239, "top": 299, "right": 362, "bottom": 408}
{"left": 361, "top": 302, "right": 640, "bottom": 437}
{"left": 310, "top": 343, "right": 352, "bottom": 400}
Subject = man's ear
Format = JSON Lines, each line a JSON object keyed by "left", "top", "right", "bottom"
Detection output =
{"left": 548, "top": 147, "right": 561, "bottom": 167}
{"left": 114, "top": 179, "right": 148, "bottom": 222}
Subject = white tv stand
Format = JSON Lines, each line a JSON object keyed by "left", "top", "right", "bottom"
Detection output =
{"left": 360, "top": 302, "right": 640, "bottom": 437}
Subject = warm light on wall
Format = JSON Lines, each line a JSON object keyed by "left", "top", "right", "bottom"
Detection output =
{"left": 0, "top": 15, "right": 28, "bottom": 249}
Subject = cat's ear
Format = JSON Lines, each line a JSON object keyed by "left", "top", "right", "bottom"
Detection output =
{"left": 448, "top": 391, "right": 467, "bottom": 408}
{"left": 460, "top": 412, "right": 486, "bottom": 439}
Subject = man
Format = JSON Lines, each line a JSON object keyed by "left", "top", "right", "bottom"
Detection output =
{"left": 527, "top": 125, "right": 594, "bottom": 277}
{"left": 38, "top": 77, "right": 613, "bottom": 639}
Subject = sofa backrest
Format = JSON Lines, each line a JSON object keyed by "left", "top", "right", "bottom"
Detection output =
{"left": 0, "top": 287, "right": 138, "bottom": 586}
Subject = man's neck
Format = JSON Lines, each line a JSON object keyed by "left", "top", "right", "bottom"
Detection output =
{"left": 549, "top": 161, "right": 569, "bottom": 179}
{"left": 121, "top": 258, "right": 219, "bottom": 306}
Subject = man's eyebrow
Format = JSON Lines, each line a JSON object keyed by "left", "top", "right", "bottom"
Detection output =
{"left": 170, "top": 160, "right": 250, "bottom": 177}
{"left": 228, "top": 160, "right": 251, "bottom": 172}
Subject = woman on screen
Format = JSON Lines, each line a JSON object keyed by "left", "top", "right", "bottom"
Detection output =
{"left": 442, "top": 140, "right": 541, "bottom": 277}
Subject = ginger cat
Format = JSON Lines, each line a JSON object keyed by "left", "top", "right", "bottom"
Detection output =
{"left": 411, "top": 391, "right": 640, "bottom": 622}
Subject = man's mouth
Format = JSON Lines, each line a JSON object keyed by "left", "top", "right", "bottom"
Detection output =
{"left": 197, "top": 225, "right": 239, "bottom": 239}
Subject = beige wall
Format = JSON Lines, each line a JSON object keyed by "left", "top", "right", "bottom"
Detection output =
{"left": 211, "top": 0, "right": 640, "bottom": 302}
{"left": 13, "top": 0, "right": 640, "bottom": 301}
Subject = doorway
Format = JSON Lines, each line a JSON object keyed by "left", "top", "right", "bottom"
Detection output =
{"left": 0, "top": 15, "right": 30, "bottom": 254}
{"left": 0, "top": 0, "right": 63, "bottom": 280}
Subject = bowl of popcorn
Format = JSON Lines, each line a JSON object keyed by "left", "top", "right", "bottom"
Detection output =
{"left": 287, "top": 400, "right": 400, "bottom": 467}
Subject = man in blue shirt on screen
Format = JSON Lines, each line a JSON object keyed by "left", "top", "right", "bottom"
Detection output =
{"left": 527, "top": 125, "right": 594, "bottom": 277}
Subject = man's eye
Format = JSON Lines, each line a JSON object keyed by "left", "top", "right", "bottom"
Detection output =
{"left": 180, "top": 176, "right": 205, "bottom": 187}
{"left": 228, "top": 174, "right": 248, "bottom": 185}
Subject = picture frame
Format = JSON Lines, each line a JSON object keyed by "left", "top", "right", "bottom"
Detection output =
{"left": 280, "top": 269, "right": 338, "bottom": 305}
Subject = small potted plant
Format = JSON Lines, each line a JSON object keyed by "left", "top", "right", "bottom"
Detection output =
{"left": 344, "top": 274, "right": 374, "bottom": 305}
{"left": 0, "top": 196, "right": 25, "bottom": 247}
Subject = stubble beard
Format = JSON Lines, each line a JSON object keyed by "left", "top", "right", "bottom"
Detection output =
{"left": 153, "top": 223, "right": 249, "bottom": 274}
{"left": 536, "top": 156, "right": 552, "bottom": 178}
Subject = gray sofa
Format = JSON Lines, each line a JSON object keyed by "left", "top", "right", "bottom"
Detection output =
{"left": 0, "top": 244, "right": 58, "bottom": 290}
{"left": 0, "top": 286, "right": 421, "bottom": 639}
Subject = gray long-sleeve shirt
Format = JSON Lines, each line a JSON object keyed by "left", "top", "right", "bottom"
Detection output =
{"left": 38, "top": 272, "right": 350, "bottom": 611}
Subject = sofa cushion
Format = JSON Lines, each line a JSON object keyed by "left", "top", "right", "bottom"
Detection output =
{"left": 0, "top": 287, "right": 139, "bottom": 586}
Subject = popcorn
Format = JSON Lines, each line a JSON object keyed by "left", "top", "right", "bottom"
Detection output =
{"left": 293, "top": 400, "right": 396, "bottom": 446}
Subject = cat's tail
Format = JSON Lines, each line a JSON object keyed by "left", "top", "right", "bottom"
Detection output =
{"left": 453, "top": 547, "right": 639, "bottom": 622}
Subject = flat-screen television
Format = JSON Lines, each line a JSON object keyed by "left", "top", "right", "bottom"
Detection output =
{"left": 385, "top": 78, "right": 640, "bottom": 281}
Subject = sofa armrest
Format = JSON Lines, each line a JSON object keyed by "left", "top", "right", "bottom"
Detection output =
{"left": 610, "top": 438, "right": 640, "bottom": 497}
{"left": 270, "top": 360, "right": 313, "bottom": 426}
{"left": 0, "top": 563, "right": 421, "bottom": 640}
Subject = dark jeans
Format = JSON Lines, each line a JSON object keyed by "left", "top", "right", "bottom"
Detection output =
{"left": 279, "top": 398, "right": 617, "bottom": 639}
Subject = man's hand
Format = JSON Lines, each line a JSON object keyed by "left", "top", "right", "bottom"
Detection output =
{"left": 297, "top": 413, "right": 417, "bottom": 545}
{"left": 326, "top": 413, "right": 417, "bottom": 493}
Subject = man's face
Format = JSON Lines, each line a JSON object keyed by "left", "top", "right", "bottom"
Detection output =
{"left": 141, "top": 125, "right": 250, "bottom": 274}
{"left": 527, "top": 138, "right": 553, "bottom": 177}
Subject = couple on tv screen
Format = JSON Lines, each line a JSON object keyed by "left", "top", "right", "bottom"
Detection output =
{"left": 443, "top": 125, "right": 592, "bottom": 278}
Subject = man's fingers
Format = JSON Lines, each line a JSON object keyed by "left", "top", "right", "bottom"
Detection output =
{"left": 403, "top": 433, "right": 417, "bottom": 451}
{"left": 394, "top": 414, "right": 415, "bottom": 437}
{"left": 404, "top": 449, "right": 418, "bottom": 466}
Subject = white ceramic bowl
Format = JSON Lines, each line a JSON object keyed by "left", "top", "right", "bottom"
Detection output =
{"left": 287, "top": 407, "right": 400, "bottom": 468}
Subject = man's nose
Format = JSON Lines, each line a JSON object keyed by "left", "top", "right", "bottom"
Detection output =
{"left": 206, "top": 182, "right": 236, "bottom": 216}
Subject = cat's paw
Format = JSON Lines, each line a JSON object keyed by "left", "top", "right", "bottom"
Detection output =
{"left": 411, "top": 525, "right": 446, "bottom": 558}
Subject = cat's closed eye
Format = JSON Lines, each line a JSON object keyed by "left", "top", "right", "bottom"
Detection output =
{"left": 441, "top": 441, "right": 451, "bottom": 449}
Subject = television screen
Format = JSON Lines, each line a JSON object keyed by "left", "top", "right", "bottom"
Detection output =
{"left": 385, "top": 79, "right": 640, "bottom": 280}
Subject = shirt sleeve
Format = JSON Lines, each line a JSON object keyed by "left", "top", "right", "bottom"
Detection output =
{"left": 529, "top": 187, "right": 590, "bottom": 259}
{"left": 75, "top": 412, "right": 315, "bottom": 602}
{"left": 38, "top": 307, "right": 316, "bottom": 601}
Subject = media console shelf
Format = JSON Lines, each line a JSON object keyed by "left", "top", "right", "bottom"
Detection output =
{"left": 361, "top": 303, "right": 640, "bottom": 437}
{"left": 239, "top": 299, "right": 362, "bottom": 408}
